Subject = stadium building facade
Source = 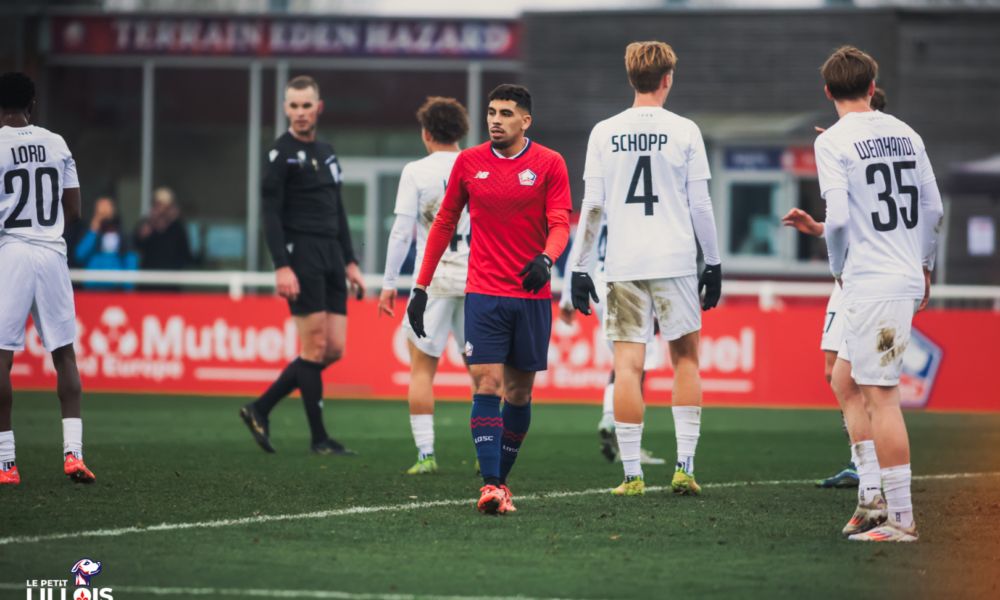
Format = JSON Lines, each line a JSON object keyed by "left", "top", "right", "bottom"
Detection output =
{"left": 1, "top": 5, "right": 998, "bottom": 283}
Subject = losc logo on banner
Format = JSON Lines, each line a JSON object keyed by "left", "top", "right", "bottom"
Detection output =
{"left": 24, "top": 558, "right": 113, "bottom": 600}
{"left": 899, "top": 327, "right": 943, "bottom": 409}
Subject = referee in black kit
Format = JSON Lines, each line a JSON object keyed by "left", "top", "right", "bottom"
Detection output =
{"left": 240, "top": 75, "right": 365, "bottom": 455}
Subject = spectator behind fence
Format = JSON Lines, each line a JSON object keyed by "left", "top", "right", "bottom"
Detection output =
{"left": 73, "top": 195, "right": 138, "bottom": 289}
{"left": 134, "top": 187, "right": 193, "bottom": 291}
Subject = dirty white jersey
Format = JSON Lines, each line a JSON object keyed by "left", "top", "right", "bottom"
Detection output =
{"left": 583, "top": 106, "right": 711, "bottom": 282}
{"left": 394, "top": 151, "right": 470, "bottom": 297}
{"left": 0, "top": 125, "right": 78, "bottom": 256}
{"left": 815, "top": 111, "right": 936, "bottom": 302}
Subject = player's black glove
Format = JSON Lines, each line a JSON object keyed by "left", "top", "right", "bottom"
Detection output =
{"left": 519, "top": 254, "right": 553, "bottom": 294}
{"left": 407, "top": 288, "right": 429, "bottom": 338}
{"left": 699, "top": 263, "right": 722, "bottom": 311}
{"left": 570, "top": 272, "right": 599, "bottom": 315}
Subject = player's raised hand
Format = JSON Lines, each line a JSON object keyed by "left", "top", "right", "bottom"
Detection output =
{"left": 781, "top": 208, "right": 824, "bottom": 237}
{"left": 570, "top": 272, "right": 599, "bottom": 315}
{"left": 346, "top": 262, "right": 366, "bottom": 300}
{"left": 407, "top": 288, "right": 429, "bottom": 338}
{"left": 275, "top": 266, "right": 300, "bottom": 301}
{"left": 699, "top": 263, "right": 722, "bottom": 311}
{"left": 378, "top": 288, "right": 397, "bottom": 318}
{"left": 519, "top": 254, "right": 553, "bottom": 294}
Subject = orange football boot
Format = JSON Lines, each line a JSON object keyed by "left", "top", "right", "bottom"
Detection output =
{"left": 499, "top": 484, "right": 517, "bottom": 513}
{"left": 0, "top": 465, "right": 20, "bottom": 485}
{"left": 64, "top": 454, "right": 96, "bottom": 483}
{"left": 477, "top": 484, "right": 506, "bottom": 515}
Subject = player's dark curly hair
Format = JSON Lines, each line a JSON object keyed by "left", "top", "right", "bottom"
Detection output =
{"left": 488, "top": 84, "right": 532, "bottom": 114}
{"left": 416, "top": 97, "right": 469, "bottom": 144}
{"left": 871, "top": 87, "right": 887, "bottom": 111}
{"left": 0, "top": 72, "right": 35, "bottom": 111}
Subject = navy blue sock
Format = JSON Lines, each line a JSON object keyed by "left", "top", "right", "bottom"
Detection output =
{"left": 470, "top": 394, "right": 502, "bottom": 485}
{"left": 499, "top": 400, "right": 531, "bottom": 484}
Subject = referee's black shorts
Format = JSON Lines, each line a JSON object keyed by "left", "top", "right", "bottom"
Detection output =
{"left": 285, "top": 233, "right": 347, "bottom": 316}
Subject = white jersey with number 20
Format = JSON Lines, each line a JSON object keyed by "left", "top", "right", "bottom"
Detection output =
{"left": 815, "top": 111, "right": 936, "bottom": 301}
{"left": 583, "top": 106, "right": 711, "bottom": 282}
{"left": 0, "top": 125, "right": 79, "bottom": 256}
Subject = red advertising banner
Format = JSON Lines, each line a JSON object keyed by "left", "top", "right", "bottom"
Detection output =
{"left": 10, "top": 292, "right": 999, "bottom": 412}
{"left": 50, "top": 16, "right": 520, "bottom": 59}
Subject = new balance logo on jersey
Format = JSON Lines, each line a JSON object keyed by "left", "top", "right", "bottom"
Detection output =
{"left": 474, "top": 171, "right": 490, "bottom": 179}
{"left": 518, "top": 169, "right": 537, "bottom": 186}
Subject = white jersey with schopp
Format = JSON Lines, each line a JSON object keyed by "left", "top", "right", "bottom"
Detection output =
{"left": 583, "top": 106, "right": 711, "bottom": 282}
{"left": 0, "top": 125, "right": 78, "bottom": 256}
{"left": 394, "top": 151, "right": 470, "bottom": 297}
{"left": 815, "top": 111, "right": 936, "bottom": 302}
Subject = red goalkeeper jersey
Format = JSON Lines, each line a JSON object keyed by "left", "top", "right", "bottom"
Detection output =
{"left": 416, "top": 139, "right": 572, "bottom": 299}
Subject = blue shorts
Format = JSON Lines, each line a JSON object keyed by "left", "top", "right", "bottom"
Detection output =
{"left": 464, "top": 293, "right": 552, "bottom": 372}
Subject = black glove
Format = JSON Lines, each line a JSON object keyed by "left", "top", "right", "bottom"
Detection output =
{"left": 699, "top": 263, "right": 722, "bottom": 310}
{"left": 518, "top": 254, "right": 553, "bottom": 294}
{"left": 570, "top": 272, "right": 599, "bottom": 315}
{"left": 407, "top": 288, "right": 429, "bottom": 337}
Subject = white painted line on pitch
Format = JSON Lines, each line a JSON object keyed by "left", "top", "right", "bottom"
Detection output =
{"left": 2, "top": 471, "right": 997, "bottom": 547}
{"left": 0, "top": 583, "right": 573, "bottom": 600}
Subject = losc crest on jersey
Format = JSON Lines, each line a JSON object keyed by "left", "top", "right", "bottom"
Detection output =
{"left": 518, "top": 169, "right": 536, "bottom": 186}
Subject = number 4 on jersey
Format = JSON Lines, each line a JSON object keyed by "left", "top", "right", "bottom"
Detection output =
{"left": 626, "top": 155, "right": 658, "bottom": 216}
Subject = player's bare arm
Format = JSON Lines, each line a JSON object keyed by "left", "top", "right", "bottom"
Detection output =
{"left": 61, "top": 187, "right": 81, "bottom": 225}
{"left": 275, "top": 266, "right": 300, "bottom": 301}
{"left": 378, "top": 288, "right": 396, "bottom": 318}
{"left": 781, "top": 207, "right": 824, "bottom": 237}
{"left": 346, "top": 261, "right": 365, "bottom": 300}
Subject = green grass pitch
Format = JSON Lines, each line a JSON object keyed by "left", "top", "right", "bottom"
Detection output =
{"left": 2, "top": 393, "right": 1000, "bottom": 599}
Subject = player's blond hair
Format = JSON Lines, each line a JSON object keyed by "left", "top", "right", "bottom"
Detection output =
{"left": 625, "top": 41, "right": 677, "bottom": 94}
{"left": 820, "top": 46, "right": 878, "bottom": 101}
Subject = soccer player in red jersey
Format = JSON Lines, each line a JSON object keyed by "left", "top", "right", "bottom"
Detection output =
{"left": 407, "top": 84, "right": 572, "bottom": 515}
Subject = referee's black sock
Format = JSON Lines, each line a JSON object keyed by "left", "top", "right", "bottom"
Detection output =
{"left": 297, "top": 359, "right": 330, "bottom": 445}
{"left": 254, "top": 358, "right": 303, "bottom": 416}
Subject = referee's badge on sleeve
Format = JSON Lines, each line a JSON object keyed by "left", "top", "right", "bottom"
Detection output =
{"left": 268, "top": 149, "right": 278, "bottom": 162}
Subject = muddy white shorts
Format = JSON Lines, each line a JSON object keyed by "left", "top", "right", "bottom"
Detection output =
{"left": 604, "top": 275, "right": 701, "bottom": 345}
{"left": 593, "top": 270, "right": 663, "bottom": 370}
{"left": 839, "top": 297, "right": 919, "bottom": 386}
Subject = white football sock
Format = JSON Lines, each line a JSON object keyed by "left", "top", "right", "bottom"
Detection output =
{"left": 62, "top": 418, "right": 83, "bottom": 459}
{"left": 615, "top": 421, "right": 643, "bottom": 478}
{"left": 672, "top": 406, "right": 701, "bottom": 474}
{"left": 0, "top": 430, "right": 14, "bottom": 469}
{"left": 600, "top": 383, "right": 615, "bottom": 428}
{"left": 882, "top": 464, "right": 914, "bottom": 529}
{"left": 849, "top": 442, "right": 859, "bottom": 467}
{"left": 853, "top": 440, "right": 881, "bottom": 504}
{"left": 409, "top": 414, "right": 434, "bottom": 459}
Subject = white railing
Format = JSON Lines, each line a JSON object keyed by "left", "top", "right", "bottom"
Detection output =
{"left": 69, "top": 269, "right": 1000, "bottom": 309}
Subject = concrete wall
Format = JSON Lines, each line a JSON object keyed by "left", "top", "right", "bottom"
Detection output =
{"left": 523, "top": 8, "right": 1000, "bottom": 200}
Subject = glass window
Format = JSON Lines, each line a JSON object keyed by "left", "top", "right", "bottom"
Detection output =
{"left": 729, "top": 182, "right": 779, "bottom": 256}
{"left": 304, "top": 70, "right": 467, "bottom": 158}
{"left": 796, "top": 178, "right": 827, "bottom": 263}
{"left": 45, "top": 66, "right": 142, "bottom": 235}
{"left": 377, "top": 172, "right": 403, "bottom": 275}
{"left": 154, "top": 68, "right": 249, "bottom": 269}
{"left": 340, "top": 182, "right": 366, "bottom": 263}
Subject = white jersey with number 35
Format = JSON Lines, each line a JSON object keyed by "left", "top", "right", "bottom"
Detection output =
{"left": 815, "top": 111, "right": 936, "bottom": 301}
{"left": 584, "top": 107, "right": 711, "bottom": 282}
{"left": 0, "top": 125, "right": 78, "bottom": 256}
